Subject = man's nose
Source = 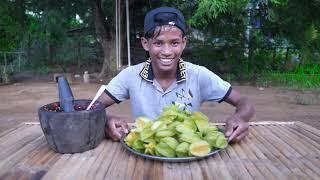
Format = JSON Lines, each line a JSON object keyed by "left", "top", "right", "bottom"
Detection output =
{"left": 161, "top": 44, "right": 172, "bottom": 55}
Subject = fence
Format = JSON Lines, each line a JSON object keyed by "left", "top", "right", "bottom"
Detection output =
{"left": 0, "top": 51, "right": 26, "bottom": 83}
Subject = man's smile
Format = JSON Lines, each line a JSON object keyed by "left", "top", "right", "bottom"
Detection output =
{"left": 160, "top": 58, "right": 174, "bottom": 65}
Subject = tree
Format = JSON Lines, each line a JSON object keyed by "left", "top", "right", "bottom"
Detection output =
{"left": 163, "top": 0, "right": 320, "bottom": 74}
{"left": 21, "top": 1, "right": 97, "bottom": 68}
{"left": 262, "top": 0, "right": 320, "bottom": 64}
{"left": 1, "top": 0, "right": 318, "bottom": 79}
{"left": 90, "top": 0, "right": 147, "bottom": 78}
{"left": 0, "top": 1, "right": 25, "bottom": 51}
{"left": 91, "top": 0, "right": 117, "bottom": 78}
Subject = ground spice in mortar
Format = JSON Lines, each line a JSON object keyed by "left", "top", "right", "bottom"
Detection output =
{"left": 44, "top": 102, "right": 100, "bottom": 112}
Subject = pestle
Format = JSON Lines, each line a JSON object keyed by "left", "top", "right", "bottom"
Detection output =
{"left": 56, "top": 76, "right": 74, "bottom": 112}
{"left": 86, "top": 85, "right": 106, "bottom": 110}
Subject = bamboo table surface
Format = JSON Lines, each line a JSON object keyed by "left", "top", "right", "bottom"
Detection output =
{"left": 0, "top": 121, "right": 319, "bottom": 180}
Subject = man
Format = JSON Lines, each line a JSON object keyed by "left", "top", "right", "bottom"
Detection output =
{"left": 96, "top": 7, "right": 254, "bottom": 143}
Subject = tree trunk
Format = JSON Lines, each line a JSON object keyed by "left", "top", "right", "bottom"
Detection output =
{"left": 120, "top": 1, "right": 127, "bottom": 66}
{"left": 77, "top": 34, "right": 81, "bottom": 69}
{"left": 272, "top": 48, "right": 276, "bottom": 70}
{"left": 91, "top": 0, "right": 144, "bottom": 78}
{"left": 46, "top": 31, "right": 53, "bottom": 65}
{"left": 99, "top": 42, "right": 116, "bottom": 78}
{"left": 284, "top": 47, "right": 289, "bottom": 71}
{"left": 91, "top": 0, "right": 116, "bottom": 79}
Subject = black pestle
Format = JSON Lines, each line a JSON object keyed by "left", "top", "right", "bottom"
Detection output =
{"left": 56, "top": 76, "right": 74, "bottom": 112}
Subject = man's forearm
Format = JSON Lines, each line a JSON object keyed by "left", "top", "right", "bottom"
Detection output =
{"left": 97, "top": 92, "right": 116, "bottom": 108}
{"left": 233, "top": 96, "right": 255, "bottom": 122}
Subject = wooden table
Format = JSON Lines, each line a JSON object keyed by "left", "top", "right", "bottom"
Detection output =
{"left": 0, "top": 121, "right": 319, "bottom": 180}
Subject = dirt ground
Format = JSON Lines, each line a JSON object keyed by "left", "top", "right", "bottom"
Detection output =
{"left": 0, "top": 81, "right": 319, "bottom": 133}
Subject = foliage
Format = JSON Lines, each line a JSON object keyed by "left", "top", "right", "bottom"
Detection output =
{"left": 0, "top": 0, "right": 319, "bottom": 87}
{"left": 188, "top": 0, "right": 228, "bottom": 27}
{"left": 0, "top": 1, "right": 24, "bottom": 51}
{"left": 257, "top": 69, "right": 320, "bottom": 89}
{"left": 294, "top": 93, "right": 314, "bottom": 105}
{"left": 261, "top": 0, "right": 320, "bottom": 64}
{"left": 164, "top": 0, "right": 320, "bottom": 87}
{"left": 0, "top": 0, "right": 104, "bottom": 74}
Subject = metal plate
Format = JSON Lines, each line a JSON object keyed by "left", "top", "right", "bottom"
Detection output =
{"left": 120, "top": 136, "right": 224, "bottom": 163}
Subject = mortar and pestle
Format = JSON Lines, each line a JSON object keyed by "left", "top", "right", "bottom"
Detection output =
{"left": 38, "top": 76, "right": 106, "bottom": 153}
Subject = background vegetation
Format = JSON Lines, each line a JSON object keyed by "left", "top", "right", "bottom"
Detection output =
{"left": 0, "top": 0, "right": 319, "bottom": 89}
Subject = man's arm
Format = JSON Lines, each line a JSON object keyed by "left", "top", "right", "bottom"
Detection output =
{"left": 224, "top": 89, "right": 255, "bottom": 142}
{"left": 97, "top": 92, "right": 129, "bottom": 141}
{"left": 97, "top": 91, "right": 117, "bottom": 107}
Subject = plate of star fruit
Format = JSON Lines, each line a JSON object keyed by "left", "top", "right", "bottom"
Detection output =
{"left": 120, "top": 105, "right": 228, "bottom": 162}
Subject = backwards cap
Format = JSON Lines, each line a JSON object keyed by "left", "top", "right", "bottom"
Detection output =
{"left": 144, "top": 7, "right": 186, "bottom": 36}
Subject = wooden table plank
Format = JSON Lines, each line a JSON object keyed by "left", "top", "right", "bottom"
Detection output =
{"left": 87, "top": 141, "right": 119, "bottom": 180}
{"left": 232, "top": 140, "right": 267, "bottom": 179}
{"left": 211, "top": 153, "right": 234, "bottom": 180}
{"left": 132, "top": 154, "right": 149, "bottom": 179}
{"left": 0, "top": 123, "right": 25, "bottom": 138}
{"left": 0, "top": 131, "right": 45, "bottom": 177}
{"left": 189, "top": 161, "right": 208, "bottom": 180}
{"left": 290, "top": 125, "right": 320, "bottom": 148}
{"left": 276, "top": 125, "right": 320, "bottom": 155}
{"left": 255, "top": 125, "right": 316, "bottom": 179}
{"left": 271, "top": 125, "right": 320, "bottom": 178}
{"left": 238, "top": 137, "right": 277, "bottom": 180}
{"left": 42, "top": 154, "right": 72, "bottom": 180}
{"left": 104, "top": 145, "right": 132, "bottom": 179}
{"left": 295, "top": 121, "right": 320, "bottom": 137}
{"left": 244, "top": 132, "right": 286, "bottom": 179}
{"left": 0, "top": 121, "right": 319, "bottom": 180}
{"left": 197, "top": 159, "right": 216, "bottom": 180}
{"left": 250, "top": 127, "right": 301, "bottom": 179}
{"left": 124, "top": 153, "right": 138, "bottom": 180}
{"left": 221, "top": 145, "right": 254, "bottom": 179}
{"left": 0, "top": 126, "right": 43, "bottom": 162}
{"left": 0, "top": 124, "right": 39, "bottom": 146}
{"left": 218, "top": 148, "right": 253, "bottom": 179}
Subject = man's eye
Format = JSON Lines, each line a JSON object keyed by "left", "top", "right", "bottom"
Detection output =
{"left": 154, "top": 42, "right": 162, "bottom": 46}
{"left": 172, "top": 42, "right": 180, "bottom": 46}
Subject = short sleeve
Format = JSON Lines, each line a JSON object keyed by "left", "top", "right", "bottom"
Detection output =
{"left": 105, "top": 67, "right": 132, "bottom": 102}
{"left": 198, "top": 66, "right": 231, "bottom": 103}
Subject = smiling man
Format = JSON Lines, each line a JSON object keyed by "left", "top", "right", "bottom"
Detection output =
{"left": 96, "top": 7, "right": 255, "bottom": 143}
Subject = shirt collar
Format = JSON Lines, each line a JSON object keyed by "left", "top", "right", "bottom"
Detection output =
{"left": 139, "top": 58, "right": 186, "bottom": 83}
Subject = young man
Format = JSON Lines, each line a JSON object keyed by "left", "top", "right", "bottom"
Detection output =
{"left": 96, "top": 7, "right": 254, "bottom": 143}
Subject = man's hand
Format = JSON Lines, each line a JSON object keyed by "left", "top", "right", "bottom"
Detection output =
{"left": 105, "top": 115, "right": 129, "bottom": 141}
{"left": 224, "top": 89, "right": 254, "bottom": 143}
{"left": 225, "top": 115, "right": 249, "bottom": 143}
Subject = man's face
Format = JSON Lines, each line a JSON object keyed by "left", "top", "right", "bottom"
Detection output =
{"left": 141, "top": 26, "right": 187, "bottom": 73}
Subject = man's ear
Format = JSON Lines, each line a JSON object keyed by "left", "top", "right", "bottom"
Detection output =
{"left": 181, "top": 36, "right": 187, "bottom": 50}
{"left": 141, "top": 37, "right": 149, "bottom": 51}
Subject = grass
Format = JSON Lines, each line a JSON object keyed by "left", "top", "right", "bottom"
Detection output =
{"left": 294, "top": 93, "right": 314, "bottom": 105}
{"left": 256, "top": 70, "right": 320, "bottom": 105}
{"left": 257, "top": 72, "right": 320, "bottom": 89}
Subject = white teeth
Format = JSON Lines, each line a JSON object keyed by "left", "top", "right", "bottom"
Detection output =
{"left": 160, "top": 59, "right": 173, "bottom": 63}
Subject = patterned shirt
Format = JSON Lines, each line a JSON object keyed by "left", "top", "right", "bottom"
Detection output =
{"left": 104, "top": 58, "right": 231, "bottom": 120}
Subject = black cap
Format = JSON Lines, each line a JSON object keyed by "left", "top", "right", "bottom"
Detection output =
{"left": 144, "top": 7, "right": 186, "bottom": 36}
